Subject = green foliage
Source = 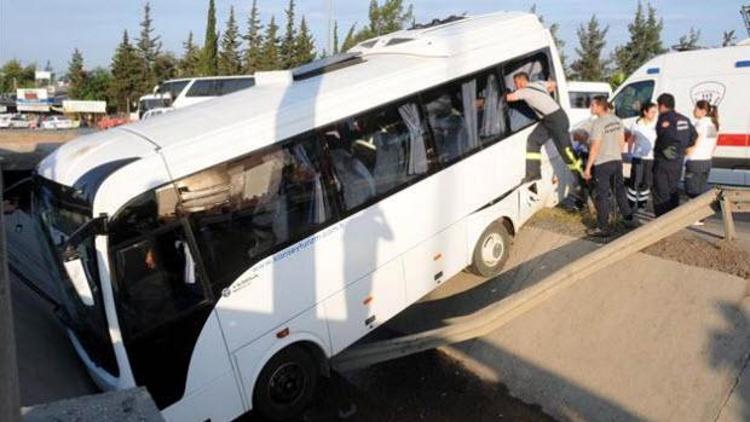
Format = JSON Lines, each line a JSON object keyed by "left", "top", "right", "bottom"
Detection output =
{"left": 0, "top": 60, "right": 36, "bottom": 93}
{"left": 613, "top": 2, "right": 666, "bottom": 77}
{"left": 341, "top": 0, "right": 414, "bottom": 51}
{"left": 110, "top": 30, "right": 144, "bottom": 113}
{"left": 137, "top": 2, "right": 162, "bottom": 87}
{"left": 200, "top": 0, "right": 219, "bottom": 76}
{"left": 78, "top": 68, "right": 112, "bottom": 101}
{"left": 673, "top": 27, "right": 701, "bottom": 51}
{"left": 570, "top": 15, "right": 609, "bottom": 81}
{"left": 258, "top": 16, "right": 281, "bottom": 71}
{"left": 154, "top": 52, "right": 179, "bottom": 82}
{"left": 219, "top": 6, "right": 243, "bottom": 75}
{"left": 243, "top": 0, "right": 263, "bottom": 74}
{"left": 179, "top": 32, "right": 201, "bottom": 77}
{"left": 333, "top": 21, "right": 340, "bottom": 55}
{"left": 67, "top": 48, "right": 87, "bottom": 99}
{"left": 280, "top": 0, "right": 298, "bottom": 68}
{"left": 294, "top": 17, "right": 316, "bottom": 66}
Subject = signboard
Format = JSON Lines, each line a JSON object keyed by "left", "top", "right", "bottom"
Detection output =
{"left": 16, "top": 88, "right": 51, "bottom": 112}
{"left": 63, "top": 100, "right": 107, "bottom": 114}
{"left": 35, "top": 71, "right": 52, "bottom": 81}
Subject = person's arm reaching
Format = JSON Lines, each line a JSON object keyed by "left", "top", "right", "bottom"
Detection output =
{"left": 505, "top": 91, "right": 521, "bottom": 102}
{"left": 545, "top": 80, "right": 557, "bottom": 93}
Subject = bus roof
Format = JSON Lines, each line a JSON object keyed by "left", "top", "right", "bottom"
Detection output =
{"left": 625, "top": 44, "right": 750, "bottom": 81}
{"left": 39, "top": 11, "right": 550, "bottom": 213}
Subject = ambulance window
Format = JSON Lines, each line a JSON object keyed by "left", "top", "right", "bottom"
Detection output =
{"left": 613, "top": 81, "right": 655, "bottom": 119}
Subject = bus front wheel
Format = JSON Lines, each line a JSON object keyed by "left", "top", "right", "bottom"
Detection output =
{"left": 470, "top": 221, "right": 511, "bottom": 277}
{"left": 253, "top": 345, "right": 320, "bottom": 421}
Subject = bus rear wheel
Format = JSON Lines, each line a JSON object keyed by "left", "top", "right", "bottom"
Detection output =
{"left": 253, "top": 345, "right": 319, "bottom": 421}
{"left": 470, "top": 221, "right": 511, "bottom": 277}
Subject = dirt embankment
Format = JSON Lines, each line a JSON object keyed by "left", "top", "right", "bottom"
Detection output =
{"left": 528, "top": 207, "right": 750, "bottom": 281}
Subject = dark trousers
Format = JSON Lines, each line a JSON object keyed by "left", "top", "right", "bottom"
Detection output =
{"left": 684, "top": 159, "right": 712, "bottom": 199}
{"left": 526, "top": 109, "right": 582, "bottom": 181}
{"left": 653, "top": 159, "right": 683, "bottom": 217}
{"left": 627, "top": 158, "right": 654, "bottom": 208}
{"left": 592, "top": 160, "right": 632, "bottom": 230}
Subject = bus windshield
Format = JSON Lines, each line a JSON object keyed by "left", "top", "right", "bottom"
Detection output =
{"left": 156, "top": 80, "right": 190, "bottom": 100}
{"left": 33, "top": 176, "right": 119, "bottom": 375}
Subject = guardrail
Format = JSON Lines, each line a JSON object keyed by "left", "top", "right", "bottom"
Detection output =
{"left": 333, "top": 188, "right": 722, "bottom": 372}
{"left": 720, "top": 187, "right": 750, "bottom": 241}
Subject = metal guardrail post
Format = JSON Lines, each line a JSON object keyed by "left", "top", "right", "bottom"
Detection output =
{"left": 720, "top": 195, "right": 737, "bottom": 241}
{"left": 0, "top": 167, "right": 21, "bottom": 422}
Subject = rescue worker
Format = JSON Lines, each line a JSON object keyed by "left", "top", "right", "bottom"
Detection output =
{"left": 583, "top": 96, "right": 636, "bottom": 237}
{"left": 652, "top": 93, "right": 697, "bottom": 217}
{"left": 505, "top": 72, "right": 583, "bottom": 183}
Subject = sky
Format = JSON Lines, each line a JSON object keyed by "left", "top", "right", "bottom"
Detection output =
{"left": 0, "top": 0, "right": 746, "bottom": 74}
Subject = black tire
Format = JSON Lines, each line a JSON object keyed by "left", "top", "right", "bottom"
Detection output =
{"left": 253, "top": 345, "right": 320, "bottom": 421}
{"left": 470, "top": 220, "right": 512, "bottom": 277}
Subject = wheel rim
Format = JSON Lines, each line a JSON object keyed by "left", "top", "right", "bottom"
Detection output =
{"left": 268, "top": 362, "right": 308, "bottom": 406}
{"left": 481, "top": 233, "right": 504, "bottom": 267}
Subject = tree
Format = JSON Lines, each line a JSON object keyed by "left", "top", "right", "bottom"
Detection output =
{"left": 280, "top": 0, "right": 298, "bottom": 68}
{"left": 0, "top": 60, "right": 35, "bottom": 93}
{"left": 200, "top": 0, "right": 219, "bottom": 75}
{"left": 294, "top": 16, "right": 316, "bottom": 66}
{"left": 179, "top": 31, "right": 201, "bottom": 76}
{"left": 341, "top": 0, "right": 414, "bottom": 51}
{"left": 530, "top": 5, "right": 566, "bottom": 72}
{"left": 79, "top": 68, "right": 111, "bottom": 101}
{"left": 110, "top": 30, "right": 144, "bottom": 113}
{"left": 219, "top": 6, "right": 243, "bottom": 75}
{"left": 67, "top": 48, "right": 87, "bottom": 99}
{"left": 258, "top": 16, "right": 281, "bottom": 71}
{"left": 570, "top": 15, "right": 609, "bottom": 81}
{"left": 673, "top": 27, "right": 701, "bottom": 51}
{"left": 333, "top": 21, "right": 340, "bottom": 55}
{"left": 137, "top": 2, "right": 162, "bottom": 87}
{"left": 722, "top": 30, "right": 737, "bottom": 47}
{"left": 154, "top": 52, "right": 179, "bottom": 82}
{"left": 243, "top": 0, "right": 263, "bottom": 73}
{"left": 613, "top": 2, "right": 666, "bottom": 77}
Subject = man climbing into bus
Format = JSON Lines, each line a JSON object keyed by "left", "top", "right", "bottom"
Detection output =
{"left": 506, "top": 72, "right": 584, "bottom": 183}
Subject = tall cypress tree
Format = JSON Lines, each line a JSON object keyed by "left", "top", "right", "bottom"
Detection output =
{"left": 341, "top": 24, "right": 358, "bottom": 52}
{"left": 570, "top": 15, "right": 609, "bottom": 81}
{"left": 67, "top": 48, "right": 86, "bottom": 99}
{"left": 280, "top": 0, "right": 298, "bottom": 69}
{"left": 110, "top": 31, "right": 143, "bottom": 113}
{"left": 294, "top": 16, "right": 316, "bottom": 66}
{"left": 530, "top": 5, "right": 566, "bottom": 72}
{"left": 333, "top": 21, "right": 340, "bottom": 55}
{"left": 219, "top": 6, "right": 243, "bottom": 75}
{"left": 179, "top": 31, "right": 201, "bottom": 76}
{"left": 340, "top": 0, "right": 413, "bottom": 52}
{"left": 137, "top": 2, "right": 162, "bottom": 87}
{"left": 614, "top": 2, "right": 666, "bottom": 78}
{"left": 243, "top": 0, "right": 263, "bottom": 74}
{"left": 200, "top": 0, "right": 219, "bottom": 76}
{"left": 259, "top": 16, "right": 281, "bottom": 71}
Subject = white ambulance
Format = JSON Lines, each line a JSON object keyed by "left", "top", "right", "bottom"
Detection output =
{"left": 611, "top": 44, "right": 750, "bottom": 186}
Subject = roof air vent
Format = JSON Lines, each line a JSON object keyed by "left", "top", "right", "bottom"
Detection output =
{"left": 292, "top": 52, "right": 365, "bottom": 81}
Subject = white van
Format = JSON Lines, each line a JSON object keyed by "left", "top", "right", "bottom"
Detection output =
{"left": 611, "top": 45, "right": 750, "bottom": 186}
{"left": 33, "top": 12, "right": 571, "bottom": 422}
{"left": 137, "top": 75, "right": 255, "bottom": 119}
{"left": 567, "top": 81, "right": 612, "bottom": 126}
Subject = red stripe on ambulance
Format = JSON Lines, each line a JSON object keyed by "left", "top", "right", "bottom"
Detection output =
{"left": 717, "top": 134, "right": 749, "bottom": 147}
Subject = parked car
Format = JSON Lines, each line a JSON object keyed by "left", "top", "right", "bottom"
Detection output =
{"left": 97, "top": 115, "right": 129, "bottom": 130}
{"left": 41, "top": 115, "right": 77, "bottom": 130}
{"left": 0, "top": 114, "right": 12, "bottom": 129}
{"left": 5, "top": 114, "right": 32, "bottom": 129}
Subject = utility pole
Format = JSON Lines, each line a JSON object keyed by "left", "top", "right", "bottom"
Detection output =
{"left": 327, "top": 0, "right": 335, "bottom": 54}
{"left": 0, "top": 168, "right": 21, "bottom": 422}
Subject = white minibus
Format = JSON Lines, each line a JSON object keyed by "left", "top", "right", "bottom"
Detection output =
{"left": 611, "top": 45, "right": 750, "bottom": 185}
{"left": 567, "top": 81, "right": 612, "bottom": 126}
{"left": 32, "top": 11, "right": 571, "bottom": 421}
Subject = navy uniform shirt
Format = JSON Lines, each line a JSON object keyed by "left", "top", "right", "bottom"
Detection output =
{"left": 655, "top": 110, "right": 697, "bottom": 162}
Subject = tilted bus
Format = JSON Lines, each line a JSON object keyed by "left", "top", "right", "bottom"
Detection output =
{"left": 31, "top": 11, "right": 572, "bottom": 421}
{"left": 611, "top": 44, "right": 750, "bottom": 186}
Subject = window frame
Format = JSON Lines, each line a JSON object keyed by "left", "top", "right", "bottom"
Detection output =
{"left": 612, "top": 80, "right": 656, "bottom": 120}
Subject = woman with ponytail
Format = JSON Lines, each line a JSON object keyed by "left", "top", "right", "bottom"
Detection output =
{"left": 626, "top": 101, "right": 658, "bottom": 209}
{"left": 685, "top": 100, "right": 719, "bottom": 224}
